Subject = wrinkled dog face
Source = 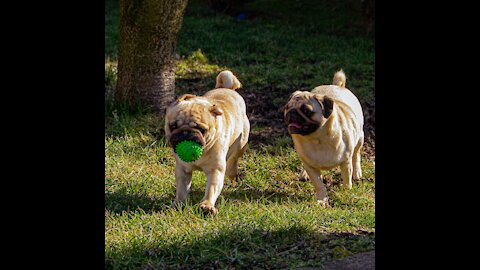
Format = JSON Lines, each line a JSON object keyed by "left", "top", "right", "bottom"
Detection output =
{"left": 165, "top": 94, "right": 222, "bottom": 151}
{"left": 284, "top": 91, "right": 334, "bottom": 135}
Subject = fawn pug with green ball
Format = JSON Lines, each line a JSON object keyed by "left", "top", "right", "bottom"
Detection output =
{"left": 284, "top": 70, "right": 364, "bottom": 206}
{"left": 164, "top": 70, "right": 250, "bottom": 215}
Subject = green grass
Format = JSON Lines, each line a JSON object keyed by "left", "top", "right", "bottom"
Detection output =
{"left": 105, "top": 120, "right": 375, "bottom": 269}
{"left": 105, "top": 0, "right": 374, "bottom": 268}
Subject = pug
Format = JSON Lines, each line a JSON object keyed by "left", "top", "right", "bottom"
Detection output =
{"left": 164, "top": 70, "right": 250, "bottom": 215}
{"left": 283, "top": 70, "right": 364, "bottom": 206}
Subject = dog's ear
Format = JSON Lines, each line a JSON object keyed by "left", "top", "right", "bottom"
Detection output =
{"left": 283, "top": 90, "right": 302, "bottom": 111}
{"left": 177, "top": 94, "right": 196, "bottom": 102}
{"left": 290, "top": 90, "right": 302, "bottom": 99}
{"left": 209, "top": 104, "right": 223, "bottom": 117}
{"left": 314, "top": 95, "right": 334, "bottom": 118}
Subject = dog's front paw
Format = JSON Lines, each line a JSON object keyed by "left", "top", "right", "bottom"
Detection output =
{"left": 199, "top": 201, "right": 218, "bottom": 215}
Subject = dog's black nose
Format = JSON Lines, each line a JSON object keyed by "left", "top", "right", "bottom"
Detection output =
{"left": 286, "top": 110, "right": 303, "bottom": 124}
{"left": 170, "top": 130, "right": 205, "bottom": 150}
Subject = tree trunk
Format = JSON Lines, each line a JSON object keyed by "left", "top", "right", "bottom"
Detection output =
{"left": 116, "top": 0, "right": 188, "bottom": 113}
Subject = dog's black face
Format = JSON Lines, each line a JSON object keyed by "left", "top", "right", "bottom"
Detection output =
{"left": 284, "top": 91, "right": 334, "bottom": 136}
{"left": 165, "top": 94, "right": 223, "bottom": 151}
{"left": 168, "top": 124, "right": 206, "bottom": 151}
{"left": 284, "top": 104, "right": 320, "bottom": 135}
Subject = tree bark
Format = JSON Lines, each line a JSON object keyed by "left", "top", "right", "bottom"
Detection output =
{"left": 116, "top": 0, "right": 188, "bottom": 113}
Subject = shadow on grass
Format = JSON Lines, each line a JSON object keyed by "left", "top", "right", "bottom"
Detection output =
{"left": 105, "top": 225, "right": 375, "bottom": 269}
{"left": 105, "top": 184, "right": 309, "bottom": 215}
{"left": 105, "top": 192, "right": 174, "bottom": 214}
{"left": 105, "top": 189, "right": 212, "bottom": 214}
{"left": 221, "top": 187, "right": 312, "bottom": 204}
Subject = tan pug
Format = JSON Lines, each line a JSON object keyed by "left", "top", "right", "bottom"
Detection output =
{"left": 164, "top": 70, "right": 249, "bottom": 215}
{"left": 283, "top": 70, "right": 364, "bottom": 206}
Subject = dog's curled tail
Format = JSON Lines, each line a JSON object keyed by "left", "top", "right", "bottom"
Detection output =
{"left": 216, "top": 70, "right": 242, "bottom": 90}
{"left": 332, "top": 69, "right": 347, "bottom": 88}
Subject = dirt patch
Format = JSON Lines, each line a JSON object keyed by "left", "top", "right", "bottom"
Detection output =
{"left": 323, "top": 250, "right": 375, "bottom": 270}
{"left": 360, "top": 100, "right": 375, "bottom": 159}
{"left": 297, "top": 250, "right": 375, "bottom": 270}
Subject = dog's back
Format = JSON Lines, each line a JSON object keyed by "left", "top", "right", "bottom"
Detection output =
{"left": 205, "top": 70, "right": 247, "bottom": 115}
{"left": 204, "top": 71, "right": 249, "bottom": 152}
{"left": 312, "top": 70, "right": 364, "bottom": 126}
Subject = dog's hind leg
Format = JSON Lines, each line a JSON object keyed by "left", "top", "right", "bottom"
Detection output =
{"left": 340, "top": 160, "right": 353, "bottom": 189}
{"left": 226, "top": 144, "right": 248, "bottom": 180}
{"left": 226, "top": 132, "right": 248, "bottom": 180}
{"left": 352, "top": 136, "right": 364, "bottom": 180}
{"left": 226, "top": 154, "right": 240, "bottom": 181}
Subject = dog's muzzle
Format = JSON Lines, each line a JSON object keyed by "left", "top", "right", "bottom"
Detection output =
{"left": 169, "top": 129, "right": 206, "bottom": 151}
{"left": 285, "top": 108, "right": 320, "bottom": 135}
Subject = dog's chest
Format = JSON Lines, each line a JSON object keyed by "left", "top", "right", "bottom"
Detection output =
{"left": 292, "top": 137, "right": 346, "bottom": 169}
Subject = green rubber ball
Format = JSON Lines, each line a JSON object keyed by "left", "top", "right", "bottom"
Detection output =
{"left": 175, "top": 140, "right": 203, "bottom": 163}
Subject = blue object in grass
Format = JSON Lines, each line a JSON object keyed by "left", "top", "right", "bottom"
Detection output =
{"left": 237, "top": 13, "right": 247, "bottom": 21}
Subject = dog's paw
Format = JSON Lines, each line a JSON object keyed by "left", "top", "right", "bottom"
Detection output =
{"left": 170, "top": 200, "right": 186, "bottom": 209}
{"left": 227, "top": 171, "right": 245, "bottom": 182}
{"left": 316, "top": 198, "right": 330, "bottom": 207}
{"left": 299, "top": 170, "right": 309, "bottom": 182}
{"left": 353, "top": 170, "right": 362, "bottom": 181}
{"left": 199, "top": 201, "right": 218, "bottom": 215}
{"left": 236, "top": 171, "right": 246, "bottom": 180}
{"left": 341, "top": 182, "right": 353, "bottom": 190}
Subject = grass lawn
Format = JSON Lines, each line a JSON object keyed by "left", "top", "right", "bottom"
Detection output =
{"left": 105, "top": 0, "right": 375, "bottom": 269}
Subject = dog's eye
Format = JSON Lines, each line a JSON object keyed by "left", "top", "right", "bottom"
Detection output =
{"left": 301, "top": 105, "right": 313, "bottom": 116}
{"left": 169, "top": 123, "right": 177, "bottom": 130}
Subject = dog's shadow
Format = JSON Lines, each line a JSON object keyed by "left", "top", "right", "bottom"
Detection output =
{"left": 104, "top": 178, "right": 318, "bottom": 215}
{"left": 220, "top": 185, "right": 311, "bottom": 204}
